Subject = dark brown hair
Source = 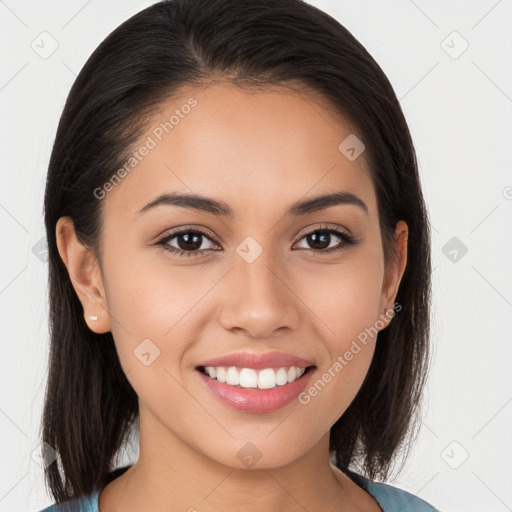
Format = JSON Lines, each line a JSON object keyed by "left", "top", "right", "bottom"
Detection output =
{"left": 41, "top": 0, "right": 432, "bottom": 503}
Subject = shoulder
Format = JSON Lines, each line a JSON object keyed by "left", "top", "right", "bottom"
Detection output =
{"left": 36, "top": 465, "right": 130, "bottom": 512}
{"left": 35, "top": 490, "right": 99, "bottom": 512}
{"left": 342, "top": 467, "right": 440, "bottom": 512}
{"left": 364, "top": 479, "right": 439, "bottom": 511}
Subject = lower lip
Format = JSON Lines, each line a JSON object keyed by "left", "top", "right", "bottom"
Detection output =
{"left": 196, "top": 367, "right": 315, "bottom": 413}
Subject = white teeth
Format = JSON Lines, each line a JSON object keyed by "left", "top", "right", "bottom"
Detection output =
{"left": 258, "top": 368, "right": 276, "bottom": 389}
{"left": 239, "top": 368, "right": 258, "bottom": 388}
{"left": 276, "top": 367, "right": 288, "bottom": 386}
{"left": 202, "top": 366, "right": 307, "bottom": 389}
{"left": 226, "top": 367, "right": 240, "bottom": 385}
{"left": 216, "top": 367, "right": 227, "bottom": 383}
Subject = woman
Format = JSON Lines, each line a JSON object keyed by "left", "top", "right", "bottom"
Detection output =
{"left": 38, "top": 0, "right": 437, "bottom": 510}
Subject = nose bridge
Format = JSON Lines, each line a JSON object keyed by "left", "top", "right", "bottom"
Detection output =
{"left": 236, "top": 237, "right": 287, "bottom": 304}
{"left": 219, "top": 236, "right": 300, "bottom": 336}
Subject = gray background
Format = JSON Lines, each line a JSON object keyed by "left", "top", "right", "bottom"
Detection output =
{"left": 1, "top": 1, "right": 511, "bottom": 511}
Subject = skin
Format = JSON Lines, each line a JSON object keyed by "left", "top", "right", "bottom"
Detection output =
{"left": 56, "top": 82, "right": 407, "bottom": 512}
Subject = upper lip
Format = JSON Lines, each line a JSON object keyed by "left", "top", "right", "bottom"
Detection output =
{"left": 196, "top": 351, "right": 315, "bottom": 370}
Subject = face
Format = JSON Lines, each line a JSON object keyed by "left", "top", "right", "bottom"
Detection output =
{"left": 57, "top": 83, "right": 407, "bottom": 470}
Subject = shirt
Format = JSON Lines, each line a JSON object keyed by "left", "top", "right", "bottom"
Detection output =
{"left": 37, "top": 464, "right": 439, "bottom": 511}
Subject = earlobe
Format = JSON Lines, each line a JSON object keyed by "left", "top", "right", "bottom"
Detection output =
{"left": 55, "top": 216, "right": 111, "bottom": 334}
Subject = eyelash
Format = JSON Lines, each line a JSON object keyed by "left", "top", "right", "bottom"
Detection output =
{"left": 155, "top": 225, "right": 357, "bottom": 258}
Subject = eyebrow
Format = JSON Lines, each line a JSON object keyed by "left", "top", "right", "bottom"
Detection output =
{"left": 137, "top": 190, "right": 368, "bottom": 217}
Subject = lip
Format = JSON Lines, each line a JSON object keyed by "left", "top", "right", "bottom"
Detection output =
{"left": 196, "top": 351, "right": 315, "bottom": 370}
{"left": 196, "top": 365, "right": 316, "bottom": 413}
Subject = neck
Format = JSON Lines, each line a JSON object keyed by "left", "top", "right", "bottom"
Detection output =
{"left": 99, "top": 406, "right": 355, "bottom": 512}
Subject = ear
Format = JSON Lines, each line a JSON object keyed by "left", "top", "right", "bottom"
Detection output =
{"left": 378, "top": 220, "right": 408, "bottom": 329}
{"left": 55, "top": 216, "right": 111, "bottom": 334}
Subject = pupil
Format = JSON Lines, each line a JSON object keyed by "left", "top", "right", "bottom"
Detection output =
{"left": 179, "top": 233, "right": 201, "bottom": 251}
{"left": 309, "top": 231, "right": 330, "bottom": 250}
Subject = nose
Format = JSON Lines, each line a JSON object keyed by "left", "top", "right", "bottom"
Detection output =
{"left": 218, "top": 245, "right": 301, "bottom": 339}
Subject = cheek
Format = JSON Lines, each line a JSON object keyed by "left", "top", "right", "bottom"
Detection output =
{"left": 293, "top": 253, "right": 383, "bottom": 416}
{"left": 102, "top": 262, "right": 208, "bottom": 416}
{"left": 104, "top": 238, "right": 213, "bottom": 333}
{"left": 298, "top": 250, "right": 384, "bottom": 348}
{"left": 102, "top": 245, "right": 215, "bottom": 376}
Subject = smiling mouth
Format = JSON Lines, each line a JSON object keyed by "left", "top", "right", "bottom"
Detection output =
{"left": 196, "top": 365, "right": 315, "bottom": 390}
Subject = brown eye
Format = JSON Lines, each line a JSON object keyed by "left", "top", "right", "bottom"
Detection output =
{"left": 156, "top": 228, "right": 219, "bottom": 257}
{"left": 294, "top": 227, "right": 355, "bottom": 254}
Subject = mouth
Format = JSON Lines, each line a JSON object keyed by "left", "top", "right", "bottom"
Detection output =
{"left": 196, "top": 364, "right": 316, "bottom": 389}
{"left": 195, "top": 364, "right": 317, "bottom": 413}
{"left": 194, "top": 351, "right": 317, "bottom": 413}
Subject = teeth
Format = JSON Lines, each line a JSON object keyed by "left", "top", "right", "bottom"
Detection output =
{"left": 216, "top": 367, "right": 226, "bottom": 383}
{"left": 240, "top": 368, "right": 258, "bottom": 388}
{"left": 276, "top": 368, "right": 288, "bottom": 385}
{"left": 202, "top": 366, "right": 307, "bottom": 389}
{"left": 226, "top": 367, "right": 240, "bottom": 385}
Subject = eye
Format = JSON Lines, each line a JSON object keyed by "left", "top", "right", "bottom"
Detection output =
{"left": 156, "top": 227, "right": 220, "bottom": 258}
{"left": 293, "top": 225, "right": 356, "bottom": 255}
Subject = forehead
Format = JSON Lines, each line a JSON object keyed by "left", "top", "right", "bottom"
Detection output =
{"left": 103, "top": 83, "right": 376, "bottom": 222}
